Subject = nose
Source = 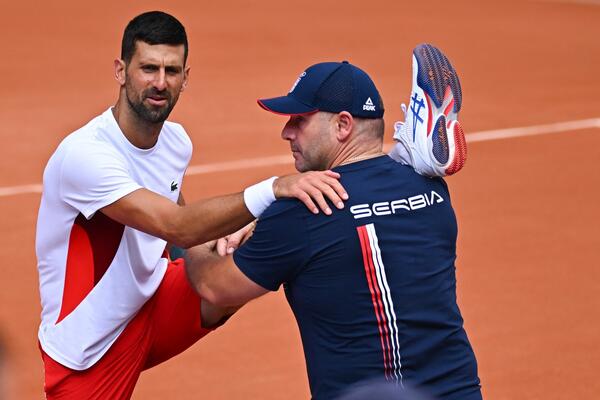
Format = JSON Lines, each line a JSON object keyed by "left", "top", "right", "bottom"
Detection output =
{"left": 281, "top": 118, "right": 295, "bottom": 141}
{"left": 153, "top": 68, "right": 167, "bottom": 91}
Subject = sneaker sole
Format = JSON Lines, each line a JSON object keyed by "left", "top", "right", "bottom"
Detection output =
{"left": 431, "top": 115, "right": 450, "bottom": 164}
{"left": 445, "top": 120, "right": 467, "bottom": 175}
{"left": 414, "top": 43, "right": 466, "bottom": 175}
{"left": 414, "top": 43, "right": 462, "bottom": 113}
{"left": 430, "top": 117, "right": 467, "bottom": 174}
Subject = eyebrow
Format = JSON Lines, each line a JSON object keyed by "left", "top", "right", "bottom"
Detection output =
{"left": 139, "top": 62, "right": 183, "bottom": 72}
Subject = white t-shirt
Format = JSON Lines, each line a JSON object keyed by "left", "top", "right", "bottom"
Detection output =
{"left": 36, "top": 108, "right": 193, "bottom": 370}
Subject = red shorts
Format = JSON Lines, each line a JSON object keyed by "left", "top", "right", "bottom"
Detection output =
{"left": 40, "top": 258, "right": 212, "bottom": 400}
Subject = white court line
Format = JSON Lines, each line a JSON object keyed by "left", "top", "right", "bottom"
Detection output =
{"left": 0, "top": 184, "right": 43, "bottom": 198}
{"left": 467, "top": 118, "right": 600, "bottom": 142}
{"left": 535, "top": 0, "right": 600, "bottom": 5}
{"left": 1, "top": 117, "right": 599, "bottom": 198}
{"left": 186, "top": 155, "right": 292, "bottom": 175}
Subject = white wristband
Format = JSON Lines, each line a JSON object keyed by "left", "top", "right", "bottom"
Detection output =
{"left": 243, "top": 176, "right": 277, "bottom": 218}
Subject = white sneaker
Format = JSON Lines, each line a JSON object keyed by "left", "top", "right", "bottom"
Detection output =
{"left": 390, "top": 43, "right": 467, "bottom": 177}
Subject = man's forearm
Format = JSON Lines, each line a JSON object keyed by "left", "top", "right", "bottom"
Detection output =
{"left": 102, "top": 171, "right": 348, "bottom": 249}
{"left": 102, "top": 188, "right": 254, "bottom": 249}
{"left": 173, "top": 192, "right": 254, "bottom": 248}
{"left": 184, "top": 244, "right": 237, "bottom": 305}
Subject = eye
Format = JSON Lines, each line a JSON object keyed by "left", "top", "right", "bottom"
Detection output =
{"left": 165, "top": 66, "right": 182, "bottom": 75}
{"left": 141, "top": 65, "right": 158, "bottom": 72}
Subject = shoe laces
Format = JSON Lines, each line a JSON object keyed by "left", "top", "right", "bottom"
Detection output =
{"left": 393, "top": 103, "right": 408, "bottom": 134}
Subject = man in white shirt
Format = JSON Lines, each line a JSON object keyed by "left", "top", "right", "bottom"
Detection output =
{"left": 36, "top": 11, "right": 347, "bottom": 399}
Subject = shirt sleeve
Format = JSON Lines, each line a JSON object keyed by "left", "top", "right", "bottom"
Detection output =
{"left": 233, "top": 200, "right": 311, "bottom": 291}
{"left": 59, "top": 143, "right": 142, "bottom": 219}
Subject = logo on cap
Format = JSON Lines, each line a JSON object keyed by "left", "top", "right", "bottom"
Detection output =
{"left": 289, "top": 71, "right": 307, "bottom": 94}
{"left": 363, "top": 97, "right": 376, "bottom": 112}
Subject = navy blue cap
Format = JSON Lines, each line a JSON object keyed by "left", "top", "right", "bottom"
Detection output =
{"left": 258, "top": 61, "right": 384, "bottom": 119}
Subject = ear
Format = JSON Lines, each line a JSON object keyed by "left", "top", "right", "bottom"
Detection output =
{"left": 114, "top": 59, "right": 126, "bottom": 85}
{"left": 335, "top": 112, "right": 354, "bottom": 142}
{"left": 181, "top": 65, "right": 191, "bottom": 92}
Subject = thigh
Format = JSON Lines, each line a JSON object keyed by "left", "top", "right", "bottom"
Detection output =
{"left": 41, "top": 300, "right": 154, "bottom": 400}
{"left": 40, "top": 259, "right": 213, "bottom": 399}
{"left": 143, "top": 258, "right": 213, "bottom": 370}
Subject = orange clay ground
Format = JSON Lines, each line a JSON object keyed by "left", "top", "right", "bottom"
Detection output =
{"left": 1, "top": 1, "right": 599, "bottom": 399}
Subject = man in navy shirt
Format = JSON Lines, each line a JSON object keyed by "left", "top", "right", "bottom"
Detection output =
{"left": 186, "top": 46, "right": 480, "bottom": 400}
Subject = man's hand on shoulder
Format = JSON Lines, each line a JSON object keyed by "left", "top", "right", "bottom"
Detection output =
{"left": 274, "top": 170, "right": 348, "bottom": 215}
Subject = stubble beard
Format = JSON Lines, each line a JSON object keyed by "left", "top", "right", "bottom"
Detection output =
{"left": 125, "top": 80, "right": 178, "bottom": 124}
{"left": 295, "top": 146, "right": 330, "bottom": 172}
{"left": 296, "top": 128, "right": 333, "bottom": 172}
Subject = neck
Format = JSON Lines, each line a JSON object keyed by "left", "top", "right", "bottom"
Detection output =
{"left": 331, "top": 141, "right": 385, "bottom": 168}
{"left": 112, "top": 95, "right": 163, "bottom": 149}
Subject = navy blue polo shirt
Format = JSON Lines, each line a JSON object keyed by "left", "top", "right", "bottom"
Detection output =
{"left": 233, "top": 156, "right": 481, "bottom": 400}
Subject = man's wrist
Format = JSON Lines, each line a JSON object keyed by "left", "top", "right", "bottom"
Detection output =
{"left": 243, "top": 176, "right": 277, "bottom": 218}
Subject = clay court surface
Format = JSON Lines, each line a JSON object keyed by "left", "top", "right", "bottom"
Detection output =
{"left": 1, "top": 0, "right": 599, "bottom": 398}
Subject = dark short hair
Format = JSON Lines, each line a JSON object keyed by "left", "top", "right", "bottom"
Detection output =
{"left": 121, "top": 11, "right": 188, "bottom": 64}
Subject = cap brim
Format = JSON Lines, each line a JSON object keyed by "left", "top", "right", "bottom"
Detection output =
{"left": 257, "top": 96, "right": 318, "bottom": 116}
